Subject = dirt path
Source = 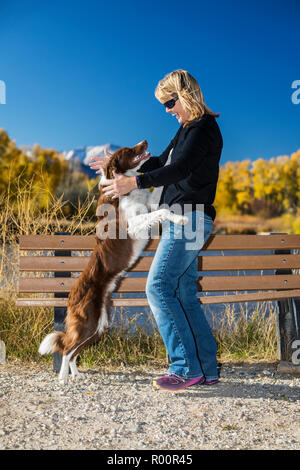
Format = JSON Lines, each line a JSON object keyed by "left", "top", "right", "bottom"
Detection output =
{"left": 0, "top": 360, "right": 299, "bottom": 450}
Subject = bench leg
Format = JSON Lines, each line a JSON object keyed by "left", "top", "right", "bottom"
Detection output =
{"left": 274, "top": 240, "right": 300, "bottom": 375}
{"left": 54, "top": 232, "right": 71, "bottom": 374}
{"left": 275, "top": 242, "right": 300, "bottom": 365}
{"left": 53, "top": 306, "right": 67, "bottom": 373}
{"left": 276, "top": 298, "right": 300, "bottom": 362}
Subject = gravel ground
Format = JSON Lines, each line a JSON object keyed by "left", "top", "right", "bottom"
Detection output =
{"left": 0, "top": 360, "right": 299, "bottom": 450}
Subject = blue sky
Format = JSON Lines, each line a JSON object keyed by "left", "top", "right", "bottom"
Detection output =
{"left": 0, "top": 0, "right": 299, "bottom": 166}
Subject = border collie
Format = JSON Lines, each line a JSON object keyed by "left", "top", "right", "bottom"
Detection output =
{"left": 39, "top": 140, "right": 187, "bottom": 384}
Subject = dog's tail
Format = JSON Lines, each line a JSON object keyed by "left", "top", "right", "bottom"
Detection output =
{"left": 39, "top": 331, "right": 65, "bottom": 355}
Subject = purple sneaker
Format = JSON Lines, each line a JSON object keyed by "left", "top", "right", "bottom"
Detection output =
{"left": 153, "top": 374, "right": 205, "bottom": 391}
{"left": 203, "top": 378, "right": 219, "bottom": 385}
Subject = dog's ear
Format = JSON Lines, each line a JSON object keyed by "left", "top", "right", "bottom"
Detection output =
{"left": 109, "top": 161, "right": 121, "bottom": 177}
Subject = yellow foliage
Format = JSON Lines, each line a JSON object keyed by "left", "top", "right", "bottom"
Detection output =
{"left": 292, "top": 217, "right": 300, "bottom": 234}
{"left": 215, "top": 149, "right": 300, "bottom": 217}
{"left": 0, "top": 129, "right": 70, "bottom": 211}
{"left": 215, "top": 160, "right": 252, "bottom": 214}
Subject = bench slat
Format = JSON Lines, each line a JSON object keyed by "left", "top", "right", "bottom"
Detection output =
{"left": 19, "top": 256, "right": 153, "bottom": 272}
{"left": 19, "top": 234, "right": 300, "bottom": 251}
{"left": 15, "top": 298, "right": 150, "bottom": 307}
{"left": 18, "top": 274, "right": 300, "bottom": 293}
{"left": 198, "top": 274, "right": 300, "bottom": 291}
{"left": 19, "top": 235, "right": 157, "bottom": 251}
{"left": 200, "top": 254, "right": 300, "bottom": 270}
{"left": 19, "top": 254, "right": 300, "bottom": 272}
{"left": 201, "top": 289, "right": 300, "bottom": 303}
{"left": 16, "top": 289, "right": 300, "bottom": 307}
{"left": 202, "top": 234, "right": 300, "bottom": 250}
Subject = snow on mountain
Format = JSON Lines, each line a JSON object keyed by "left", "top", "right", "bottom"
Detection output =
{"left": 62, "top": 143, "right": 120, "bottom": 178}
{"left": 62, "top": 143, "right": 120, "bottom": 165}
{"left": 19, "top": 143, "right": 121, "bottom": 179}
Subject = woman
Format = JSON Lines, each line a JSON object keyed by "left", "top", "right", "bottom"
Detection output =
{"left": 89, "top": 69, "right": 223, "bottom": 391}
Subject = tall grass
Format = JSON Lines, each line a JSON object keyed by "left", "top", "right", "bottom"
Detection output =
{"left": 0, "top": 297, "right": 167, "bottom": 366}
{"left": 0, "top": 295, "right": 278, "bottom": 366}
{"left": 0, "top": 173, "right": 279, "bottom": 366}
{"left": 212, "top": 302, "right": 278, "bottom": 362}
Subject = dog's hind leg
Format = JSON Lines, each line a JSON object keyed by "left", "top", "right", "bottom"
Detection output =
{"left": 58, "top": 352, "right": 72, "bottom": 385}
{"left": 59, "top": 349, "right": 85, "bottom": 384}
{"left": 60, "top": 331, "right": 100, "bottom": 384}
{"left": 69, "top": 355, "right": 84, "bottom": 381}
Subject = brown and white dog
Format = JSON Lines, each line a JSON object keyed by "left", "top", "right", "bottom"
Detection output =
{"left": 39, "top": 140, "right": 187, "bottom": 384}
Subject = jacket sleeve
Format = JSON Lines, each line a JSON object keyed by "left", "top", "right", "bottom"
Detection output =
{"left": 136, "top": 126, "right": 210, "bottom": 188}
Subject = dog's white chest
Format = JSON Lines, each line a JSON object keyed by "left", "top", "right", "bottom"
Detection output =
{"left": 119, "top": 189, "right": 151, "bottom": 220}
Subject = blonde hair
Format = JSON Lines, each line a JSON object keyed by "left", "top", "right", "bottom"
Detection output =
{"left": 154, "top": 69, "right": 220, "bottom": 127}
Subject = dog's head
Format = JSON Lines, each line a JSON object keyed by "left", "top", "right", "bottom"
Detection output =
{"left": 102, "top": 140, "right": 149, "bottom": 179}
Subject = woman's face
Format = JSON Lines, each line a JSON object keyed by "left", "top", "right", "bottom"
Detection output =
{"left": 164, "top": 96, "right": 191, "bottom": 124}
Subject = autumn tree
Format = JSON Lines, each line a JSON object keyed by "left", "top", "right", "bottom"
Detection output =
{"left": 215, "top": 149, "right": 300, "bottom": 217}
{"left": 0, "top": 129, "right": 70, "bottom": 211}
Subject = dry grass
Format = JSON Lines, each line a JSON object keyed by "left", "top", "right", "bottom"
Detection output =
{"left": 212, "top": 302, "right": 278, "bottom": 362}
{"left": 214, "top": 212, "right": 300, "bottom": 234}
{"left": 0, "top": 296, "right": 167, "bottom": 366}
{"left": 0, "top": 293, "right": 278, "bottom": 366}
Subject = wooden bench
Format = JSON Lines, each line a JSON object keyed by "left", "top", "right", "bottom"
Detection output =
{"left": 16, "top": 233, "right": 300, "bottom": 371}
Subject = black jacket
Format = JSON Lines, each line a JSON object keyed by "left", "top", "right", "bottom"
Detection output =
{"left": 136, "top": 113, "right": 223, "bottom": 221}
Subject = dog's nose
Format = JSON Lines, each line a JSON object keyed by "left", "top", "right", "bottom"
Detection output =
{"left": 136, "top": 140, "right": 147, "bottom": 146}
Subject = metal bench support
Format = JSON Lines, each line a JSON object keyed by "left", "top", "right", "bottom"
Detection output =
{"left": 53, "top": 232, "right": 71, "bottom": 373}
{"left": 274, "top": 238, "right": 300, "bottom": 363}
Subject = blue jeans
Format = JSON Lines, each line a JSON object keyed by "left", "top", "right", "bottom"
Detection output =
{"left": 146, "top": 209, "right": 218, "bottom": 380}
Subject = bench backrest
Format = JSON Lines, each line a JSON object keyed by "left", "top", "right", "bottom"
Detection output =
{"left": 17, "top": 234, "right": 300, "bottom": 305}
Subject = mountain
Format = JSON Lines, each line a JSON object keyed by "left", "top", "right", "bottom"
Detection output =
{"left": 19, "top": 143, "right": 121, "bottom": 179}
{"left": 62, "top": 143, "right": 120, "bottom": 178}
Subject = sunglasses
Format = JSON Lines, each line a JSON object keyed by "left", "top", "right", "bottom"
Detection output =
{"left": 163, "top": 96, "right": 179, "bottom": 109}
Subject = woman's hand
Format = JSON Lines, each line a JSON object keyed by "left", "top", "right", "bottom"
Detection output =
{"left": 101, "top": 171, "right": 138, "bottom": 199}
{"left": 88, "top": 148, "right": 111, "bottom": 174}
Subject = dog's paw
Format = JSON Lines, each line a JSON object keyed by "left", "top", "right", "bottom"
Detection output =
{"left": 59, "top": 377, "right": 69, "bottom": 386}
{"left": 172, "top": 215, "right": 189, "bottom": 225}
{"left": 180, "top": 216, "right": 189, "bottom": 225}
{"left": 71, "top": 372, "right": 84, "bottom": 381}
{"left": 127, "top": 227, "right": 138, "bottom": 239}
